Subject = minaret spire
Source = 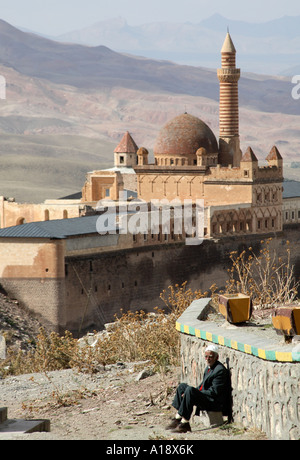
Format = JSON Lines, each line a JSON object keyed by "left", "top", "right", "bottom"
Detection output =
{"left": 217, "top": 32, "right": 241, "bottom": 167}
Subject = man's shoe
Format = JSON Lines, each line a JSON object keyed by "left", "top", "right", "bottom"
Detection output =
{"left": 165, "top": 418, "right": 181, "bottom": 430}
{"left": 172, "top": 422, "right": 192, "bottom": 433}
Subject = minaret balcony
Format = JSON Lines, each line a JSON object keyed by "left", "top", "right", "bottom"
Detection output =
{"left": 217, "top": 68, "right": 240, "bottom": 83}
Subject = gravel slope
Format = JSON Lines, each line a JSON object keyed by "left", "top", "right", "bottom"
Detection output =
{"left": 0, "top": 291, "right": 267, "bottom": 441}
{"left": 0, "top": 364, "right": 267, "bottom": 441}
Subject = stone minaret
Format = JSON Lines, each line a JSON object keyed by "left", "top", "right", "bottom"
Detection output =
{"left": 217, "top": 33, "right": 242, "bottom": 167}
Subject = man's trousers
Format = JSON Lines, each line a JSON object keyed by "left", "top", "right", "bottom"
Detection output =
{"left": 172, "top": 383, "right": 215, "bottom": 421}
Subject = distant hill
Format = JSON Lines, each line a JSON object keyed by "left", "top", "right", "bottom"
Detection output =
{"left": 57, "top": 14, "right": 300, "bottom": 75}
{"left": 283, "top": 179, "right": 300, "bottom": 198}
{"left": 0, "top": 131, "right": 115, "bottom": 203}
{"left": 0, "top": 19, "right": 298, "bottom": 116}
{"left": 0, "top": 19, "right": 298, "bottom": 202}
{"left": 0, "top": 19, "right": 217, "bottom": 94}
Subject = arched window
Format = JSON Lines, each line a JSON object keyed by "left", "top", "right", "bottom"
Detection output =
{"left": 16, "top": 217, "right": 26, "bottom": 226}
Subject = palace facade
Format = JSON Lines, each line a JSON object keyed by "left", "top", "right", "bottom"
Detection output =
{"left": 81, "top": 33, "right": 284, "bottom": 238}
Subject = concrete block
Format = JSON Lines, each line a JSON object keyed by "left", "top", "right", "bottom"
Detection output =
{"left": 0, "top": 419, "right": 50, "bottom": 439}
{"left": 219, "top": 294, "right": 252, "bottom": 324}
{"left": 197, "top": 411, "right": 224, "bottom": 428}
{"left": 0, "top": 407, "right": 50, "bottom": 439}
{"left": 0, "top": 334, "right": 6, "bottom": 360}
{"left": 272, "top": 306, "right": 300, "bottom": 337}
{"left": 0, "top": 408, "right": 7, "bottom": 424}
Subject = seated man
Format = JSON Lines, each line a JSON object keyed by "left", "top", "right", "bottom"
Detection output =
{"left": 166, "top": 344, "right": 230, "bottom": 433}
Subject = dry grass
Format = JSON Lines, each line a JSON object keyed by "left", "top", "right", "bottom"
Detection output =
{"left": 0, "top": 133, "right": 114, "bottom": 202}
{"left": 0, "top": 241, "right": 298, "bottom": 378}
{"left": 87, "top": 282, "right": 211, "bottom": 372}
{"left": 226, "top": 238, "right": 299, "bottom": 309}
{"left": 0, "top": 283, "right": 208, "bottom": 377}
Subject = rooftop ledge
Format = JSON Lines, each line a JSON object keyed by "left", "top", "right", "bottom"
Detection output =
{"left": 176, "top": 298, "right": 300, "bottom": 363}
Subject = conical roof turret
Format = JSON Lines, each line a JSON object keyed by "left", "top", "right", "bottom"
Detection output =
{"left": 114, "top": 131, "right": 138, "bottom": 154}
{"left": 241, "top": 147, "right": 258, "bottom": 162}
{"left": 221, "top": 32, "right": 236, "bottom": 53}
{"left": 266, "top": 146, "right": 282, "bottom": 161}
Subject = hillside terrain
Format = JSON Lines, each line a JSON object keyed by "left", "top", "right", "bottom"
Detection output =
{"left": 0, "top": 292, "right": 267, "bottom": 440}
{"left": 57, "top": 14, "right": 300, "bottom": 75}
{"left": 0, "top": 19, "right": 298, "bottom": 202}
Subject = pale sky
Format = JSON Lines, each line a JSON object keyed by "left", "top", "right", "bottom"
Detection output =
{"left": 1, "top": 0, "right": 300, "bottom": 36}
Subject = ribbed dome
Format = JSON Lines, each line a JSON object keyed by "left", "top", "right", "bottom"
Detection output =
{"left": 154, "top": 113, "right": 218, "bottom": 157}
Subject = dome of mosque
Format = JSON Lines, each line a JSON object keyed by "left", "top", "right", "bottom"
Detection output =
{"left": 154, "top": 113, "right": 218, "bottom": 158}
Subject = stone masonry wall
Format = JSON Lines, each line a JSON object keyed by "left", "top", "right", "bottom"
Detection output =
{"left": 1, "top": 227, "right": 300, "bottom": 336}
{"left": 0, "top": 278, "right": 65, "bottom": 333}
{"left": 180, "top": 335, "right": 300, "bottom": 440}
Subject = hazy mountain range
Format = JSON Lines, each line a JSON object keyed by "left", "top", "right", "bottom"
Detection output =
{"left": 0, "top": 18, "right": 298, "bottom": 202}
{"left": 56, "top": 14, "right": 300, "bottom": 75}
{"left": 0, "top": 18, "right": 299, "bottom": 115}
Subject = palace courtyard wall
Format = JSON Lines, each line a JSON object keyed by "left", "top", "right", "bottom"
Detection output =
{"left": 0, "top": 225, "right": 299, "bottom": 335}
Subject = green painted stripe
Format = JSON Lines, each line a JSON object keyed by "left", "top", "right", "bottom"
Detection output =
{"left": 176, "top": 321, "right": 300, "bottom": 363}
{"left": 189, "top": 327, "right": 196, "bottom": 336}
{"left": 292, "top": 352, "right": 300, "bottom": 362}
{"left": 212, "top": 334, "right": 219, "bottom": 344}
{"left": 237, "top": 342, "right": 245, "bottom": 352}
{"left": 265, "top": 350, "right": 277, "bottom": 361}
{"left": 200, "top": 330, "right": 207, "bottom": 340}
{"left": 224, "top": 337, "right": 232, "bottom": 348}
{"left": 251, "top": 347, "right": 259, "bottom": 357}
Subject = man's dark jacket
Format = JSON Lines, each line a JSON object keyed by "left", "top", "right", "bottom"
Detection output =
{"left": 195, "top": 360, "right": 232, "bottom": 415}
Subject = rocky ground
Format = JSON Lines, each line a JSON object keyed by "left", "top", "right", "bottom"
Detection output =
{"left": 0, "top": 364, "right": 267, "bottom": 441}
{"left": 0, "top": 291, "right": 268, "bottom": 441}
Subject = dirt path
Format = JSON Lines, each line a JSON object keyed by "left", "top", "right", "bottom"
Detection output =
{"left": 0, "top": 363, "right": 267, "bottom": 441}
{"left": 0, "top": 291, "right": 267, "bottom": 441}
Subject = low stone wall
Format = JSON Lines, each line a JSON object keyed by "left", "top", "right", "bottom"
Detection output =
{"left": 0, "top": 334, "right": 5, "bottom": 360}
{"left": 177, "top": 299, "right": 300, "bottom": 440}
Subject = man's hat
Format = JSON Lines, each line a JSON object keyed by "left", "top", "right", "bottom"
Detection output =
{"left": 205, "top": 344, "right": 219, "bottom": 354}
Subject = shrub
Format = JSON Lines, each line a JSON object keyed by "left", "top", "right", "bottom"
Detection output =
{"left": 2, "top": 240, "right": 297, "bottom": 379}
{"left": 86, "top": 282, "right": 210, "bottom": 372}
{"left": 0, "top": 283, "right": 208, "bottom": 376}
{"left": 226, "top": 239, "right": 299, "bottom": 309}
{"left": 0, "top": 328, "right": 79, "bottom": 376}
